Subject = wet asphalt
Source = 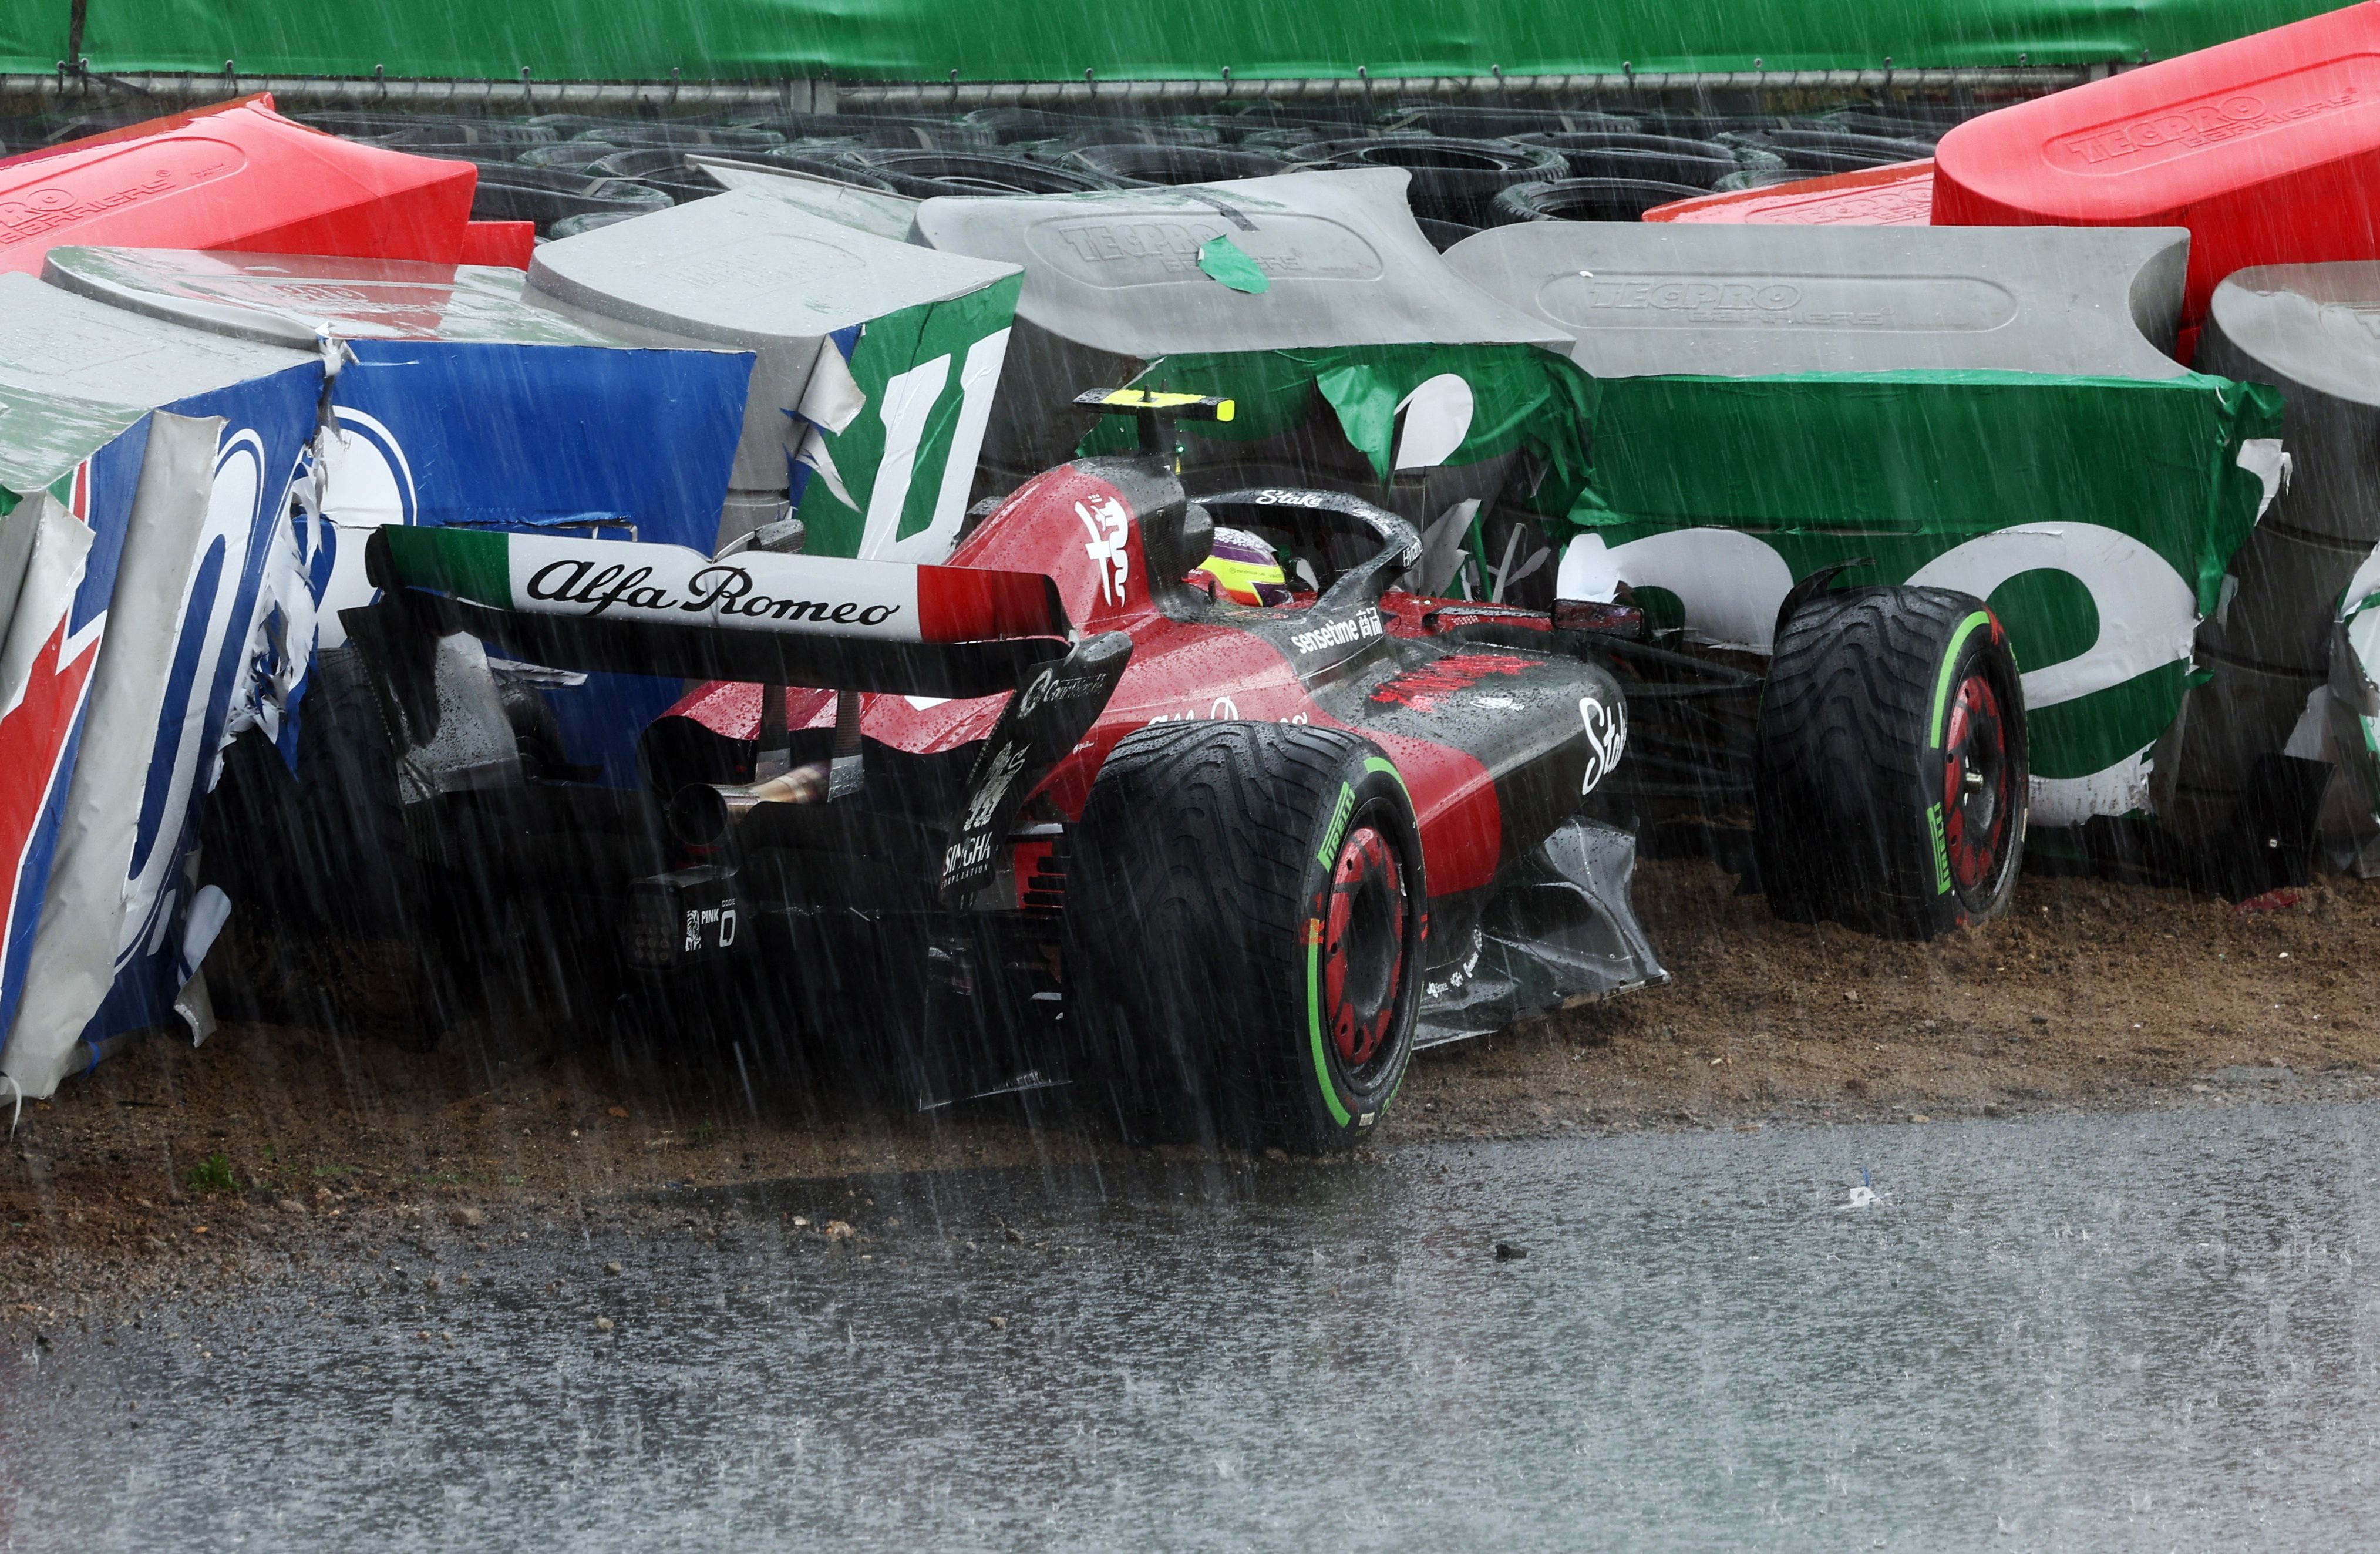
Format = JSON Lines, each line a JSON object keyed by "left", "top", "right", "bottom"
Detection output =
{"left": 5, "top": 1101, "right": 2380, "bottom": 1551}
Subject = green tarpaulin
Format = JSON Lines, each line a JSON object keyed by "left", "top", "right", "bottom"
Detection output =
{"left": 1106, "top": 353, "right": 2284, "bottom": 822}
{"left": 4, "top": 0, "right": 2341, "bottom": 83}
{"left": 1563, "top": 370, "right": 2287, "bottom": 819}
{"left": 1086, "top": 344, "right": 1596, "bottom": 506}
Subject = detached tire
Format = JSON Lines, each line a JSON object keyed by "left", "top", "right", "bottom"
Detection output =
{"left": 1753, "top": 586, "right": 2026, "bottom": 938}
{"left": 1068, "top": 722, "right": 1425, "bottom": 1151}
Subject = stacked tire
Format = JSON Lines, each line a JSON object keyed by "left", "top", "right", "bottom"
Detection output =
{"left": 1291, "top": 136, "right": 1567, "bottom": 244}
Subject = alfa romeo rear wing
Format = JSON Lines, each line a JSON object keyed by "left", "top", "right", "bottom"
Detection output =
{"left": 354, "top": 526, "right": 1132, "bottom": 907}
{"left": 364, "top": 526, "right": 1075, "bottom": 700}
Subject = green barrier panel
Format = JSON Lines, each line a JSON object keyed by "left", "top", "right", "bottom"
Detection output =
{"left": 793, "top": 273, "right": 1024, "bottom": 560}
{"left": 1561, "top": 370, "right": 2286, "bottom": 822}
{"left": 1087, "top": 343, "right": 1598, "bottom": 500}
{"left": 41, "top": 0, "right": 2342, "bottom": 85}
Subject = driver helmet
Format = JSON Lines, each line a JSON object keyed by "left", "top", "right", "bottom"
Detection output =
{"left": 1187, "top": 525, "right": 1293, "bottom": 607}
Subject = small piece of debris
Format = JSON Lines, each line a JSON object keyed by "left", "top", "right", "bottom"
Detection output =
{"left": 593, "top": 1316, "right": 614, "bottom": 1334}
{"left": 823, "top": 1220, "right": 855, "bottom": 1242}
{"left": 603, "top": 1261, "right": 623, "bottom": 1276}
{"left": 1494, "top": 1242, "right": 1528, "bottom": 1261}
{"left": 607, "top": 1106, "right": 628, "bottom": 1119}
{"left": 449, "top": 1207, "right": 484, "bottom": 1229}
{"left": 986, "top": 1314, "right": 1008, "bottom": 1330}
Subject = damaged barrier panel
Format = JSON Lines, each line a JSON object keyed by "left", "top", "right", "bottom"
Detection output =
{"left": 41, "top": 243, "right": 756, "bottom": 785}
{"left": 522, "top": 187, "right": 1023, "bottom": 561}
{"left": 2176, "top": 263, "right": 2380, "bottom": 865}
{"left": 0, "top": 273, "right": 321, "bottom": 1104}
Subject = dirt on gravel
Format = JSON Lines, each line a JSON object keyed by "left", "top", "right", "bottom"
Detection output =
{"left": 6, "top": 858, "right": 2378, "bottom": 1311}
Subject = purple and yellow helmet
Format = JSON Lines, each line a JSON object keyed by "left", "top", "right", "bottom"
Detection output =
{"left": 1187, "top": 525, "right": 1293, "bottom": 607}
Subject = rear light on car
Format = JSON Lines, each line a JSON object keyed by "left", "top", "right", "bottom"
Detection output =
{"left": 1013, "top": 837, "right": 1066, "bottom": 913}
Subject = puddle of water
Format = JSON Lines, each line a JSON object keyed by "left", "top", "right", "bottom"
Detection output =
{"left": 6, "top": 1103, "right": 2379, "bottom": 1552}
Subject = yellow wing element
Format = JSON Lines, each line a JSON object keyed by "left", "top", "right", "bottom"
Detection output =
{"left": 1073, "top": 388, "right": 1236, "bottom": 423}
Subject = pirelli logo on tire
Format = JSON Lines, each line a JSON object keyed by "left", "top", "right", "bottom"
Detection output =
{"left": 1317, "top": 782, "right": 1356, "bottom": 866}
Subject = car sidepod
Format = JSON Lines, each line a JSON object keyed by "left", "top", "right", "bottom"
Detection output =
{"left": 1250, "top": 613, "right": 1667, "bottom": 1037}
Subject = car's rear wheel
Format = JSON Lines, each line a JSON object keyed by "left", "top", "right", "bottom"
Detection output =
{"left": 1066, "top": 721, "right": 1425, "bottom": 1151}
{"left": 1753, "top": 584, "right": 2028, "bottom": 938}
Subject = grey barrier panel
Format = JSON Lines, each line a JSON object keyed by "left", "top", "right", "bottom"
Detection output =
{"left": 1439, "top": 220, "right": 2192, "bottom": 379}
{"left": 0, "top": 271, "right": 311, "bottom": 431}
{"left": 41, "top": 246, "right": 622, "bottom": 352}
{"left": 524, "top": 190, "right": 1021, "bottom": 544}
{"left": 690, "top": 157, "right": 925, "bottom": 241}
{"left": 909, "top": 167, "right": 1566, "bottom": 500}
{"left": 0, "top": 273, "right": 312, "bottom": 654}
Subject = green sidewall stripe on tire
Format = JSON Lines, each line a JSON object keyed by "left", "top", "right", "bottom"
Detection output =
{"left": 1928, "top": 610, "right": 1992, "bottom": 899}
{"left": 1930, "top": 611, "right": 1994, "bottom": 751}
{"left": 1306, "top": 758, "right": 1407, "bottom": 1133}
{"left": 1307, "top": 927, "right": 1354, "bottom": 1129}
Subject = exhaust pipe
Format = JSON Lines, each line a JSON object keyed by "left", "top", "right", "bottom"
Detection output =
{"left": 668, "top": 761, "right": 829, "bottom": 847}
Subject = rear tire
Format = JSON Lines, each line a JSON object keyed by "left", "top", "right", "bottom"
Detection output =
{"left": 1067, "top": 722, "right": 1425, "bottom": 1151}
{"left": 1753, "top": 586, "right": 2027, "bottom": 938}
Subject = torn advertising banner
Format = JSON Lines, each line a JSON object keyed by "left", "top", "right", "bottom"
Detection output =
{"left": 0, "top": 274, "right": 321, "bottom": 1101}
{"left": 46, "top": 245, "right": 754, "bottom": 785}
{"left": 523, "top": 189, "right": 1022, "bottom": 564}
{"left": 1555, "top": 369, "right": 2285, "bottom": 825}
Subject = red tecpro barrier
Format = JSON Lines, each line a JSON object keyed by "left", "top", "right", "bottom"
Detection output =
{"left": 0, "top": 96, "right": 532, "bottom": 274}
{"left": 1933, "top": 3, "right": 2380, "bottom": 336}
{"left": 1642, "top": 161, "right": 1934, "bottom": 224}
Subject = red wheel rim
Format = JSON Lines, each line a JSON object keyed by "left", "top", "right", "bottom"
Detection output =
{"left": 1324, "top": 823, "right": 1406, "bottom": 1071}
{"left": 1941, "top": 670, "right": 2012, "bottom": 893}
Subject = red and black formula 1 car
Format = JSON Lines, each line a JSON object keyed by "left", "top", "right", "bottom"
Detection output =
{"left": 258, "top": 388, "right": 2025, "bottom": 1147}
{"left": 309, "top": 391, "right": 1667, "bottom": 1148}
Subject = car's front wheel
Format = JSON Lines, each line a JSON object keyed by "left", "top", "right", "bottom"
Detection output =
{"left": 1753, "top": 584, "right": 2028, "bottom": 937}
